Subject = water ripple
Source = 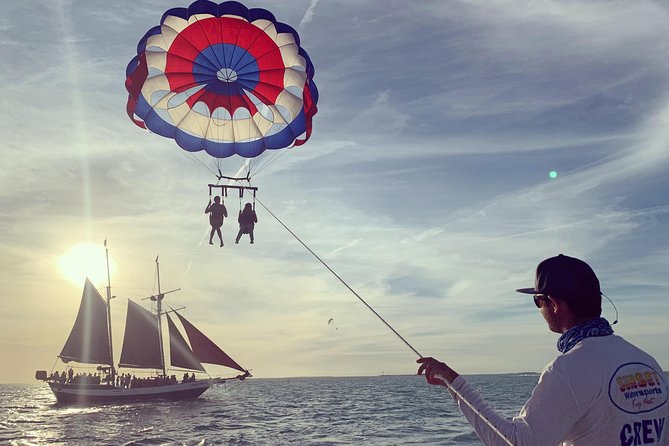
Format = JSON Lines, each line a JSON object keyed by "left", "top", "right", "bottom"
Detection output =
{"left": 0, "top": 375, "right": 546, "bottom": 445}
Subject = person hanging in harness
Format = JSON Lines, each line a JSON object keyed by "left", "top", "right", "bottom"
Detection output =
{"left": 235, "top": 203, "right": 258, "bottom": 244}
{"left": 205, "top": 196, "right": 228, "bottom": 247}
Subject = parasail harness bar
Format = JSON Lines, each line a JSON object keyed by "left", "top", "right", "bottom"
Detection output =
{"left": 217, "top": 169, "right": 250, "bottom": 182}
{"left": 208, "top": 184, "right": 257, "bottom": 201}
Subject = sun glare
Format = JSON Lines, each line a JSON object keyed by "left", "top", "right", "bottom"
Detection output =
{"left": 58, "top": 243, "right": 116, "bottom": 286}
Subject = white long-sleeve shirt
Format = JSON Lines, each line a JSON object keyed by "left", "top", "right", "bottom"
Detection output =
{"left": 448, "top": 335, "right": 668, "bottom": 446}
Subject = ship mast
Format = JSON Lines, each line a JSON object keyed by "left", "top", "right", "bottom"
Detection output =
{"left": 155, "top": 256, "right": 167, "bottom": 377}
{"left": 104, "top": 239, "right": 116, "bottom": 383}
{"left": 145, "top": 256, "right": 180, "bottom": 377}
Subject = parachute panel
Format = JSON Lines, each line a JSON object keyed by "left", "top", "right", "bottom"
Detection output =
{"left": 126, "top": 1, "right": 318, "bottom": 165}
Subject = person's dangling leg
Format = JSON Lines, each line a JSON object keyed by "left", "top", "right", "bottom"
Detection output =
{"left": 209, "top": 228, "right": 215, "bottom": 245}
{"left": 249, "top": 226, "right": 254, "bottom": 244}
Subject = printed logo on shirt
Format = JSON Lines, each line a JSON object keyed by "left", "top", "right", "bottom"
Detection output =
{"left": 609, "top": 362, "right": 668, "bottom": 414}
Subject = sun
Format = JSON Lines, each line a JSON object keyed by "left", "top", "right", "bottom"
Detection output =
{"left": 58, "top": 243, "right": 116, "bottom": 286}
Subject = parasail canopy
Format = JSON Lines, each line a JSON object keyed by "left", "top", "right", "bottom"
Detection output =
{"left": 125, "top": 0, "right": 318, "bottom": 178}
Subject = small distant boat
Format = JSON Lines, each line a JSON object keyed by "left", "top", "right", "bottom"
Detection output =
{"left": 36, "top": 244, "right": 250, "bottom": 404}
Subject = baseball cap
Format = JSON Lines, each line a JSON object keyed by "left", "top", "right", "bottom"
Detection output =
{"left": 516, "top": 254, "right": 601, "bottom": 299}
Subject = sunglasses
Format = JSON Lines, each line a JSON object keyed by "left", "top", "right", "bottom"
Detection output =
{"left": 533, "top": 294, "right": 549, "bottom": 308}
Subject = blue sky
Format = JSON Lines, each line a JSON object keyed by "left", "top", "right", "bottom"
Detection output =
{"left": 1, "top": 0, "right": 668, "bottom": 384}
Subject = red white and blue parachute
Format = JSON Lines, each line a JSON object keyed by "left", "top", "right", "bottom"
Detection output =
{"left": 125, "top": 0, "right": 318, "bottom": 171}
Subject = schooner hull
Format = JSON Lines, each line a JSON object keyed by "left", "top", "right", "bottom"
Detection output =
{"left": 48, "top": 379, "right": 222, "bottom": 404}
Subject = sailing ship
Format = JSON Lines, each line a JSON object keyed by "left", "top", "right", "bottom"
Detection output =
{"left": 36, "top": 247, "right": 250, "bottom": 404}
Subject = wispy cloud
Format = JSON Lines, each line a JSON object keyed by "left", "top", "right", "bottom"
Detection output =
{"left": 298, "top": 0, "right": 320, "bottom": 29}
{"left": 1, "top": 0, "right": 668, "bottom": 383}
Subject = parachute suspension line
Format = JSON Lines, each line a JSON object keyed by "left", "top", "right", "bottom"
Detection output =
{"left": 251, "top": 147, "right": 291, "bottom": 179}
{"left": 243, "top": 158, "right": 251, "bottom": 181}
{"left": 161, "top": 138, "right": 219, "bottom": 178}
{"left": 254, "top": 198, "right": 517, "bottom": 446}
{"left": 254, "top": 197, "right": 422, "bottom": 358}
{"left": 246, "top": 151, "right": 264, "bottom": 177}
{"left": 216, "top": 157, "right": 223, "bottom": 180}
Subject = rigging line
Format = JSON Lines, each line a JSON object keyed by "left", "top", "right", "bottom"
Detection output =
{"left": 255, "top": 197, "right": 422, "bottom": 357}
{"left": 255, "top": 198, "right": 516, "bottom": 446}
{"left": 50, "top": 357, "right": 60, "bottom": 374}
{"left": 244, "top": 157, "right": 253, "bottom": 179}
{"left": 199, "top": 154, "right": 219, "bottom": 179}
{"left": 191, "top": 153, "right": 218, "bottom": 178}
{"left": 160, "top": 138, "right": 219, "bottom": 178}
{"left": 252, "top": 148, "right": 285, "bottom": 177}
{"left": 250, "top": 147, "right": 291, "bottom": 179}
{"left": 245, "top": 151, "right": 265, "bottom": 179}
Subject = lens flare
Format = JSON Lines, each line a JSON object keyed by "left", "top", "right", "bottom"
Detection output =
{"left": 549, "top": 170, "right": 558, "bottom": 179}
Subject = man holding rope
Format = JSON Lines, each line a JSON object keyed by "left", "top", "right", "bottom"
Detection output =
{"left": 418, "top": 254, "right": 668, "bottom": 445}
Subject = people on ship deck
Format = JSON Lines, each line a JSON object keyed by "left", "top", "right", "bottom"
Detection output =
{"left": 52, "top": 370, "right": 196, "bottom": 388}
{"left": 63, "top": 372, "right": 101, "bottom": 385}
{"left": 182, "top": 372, "right": 196, "bottom": 383}
{"left": 417, "top": 254, "right": 668, "bottom": 446}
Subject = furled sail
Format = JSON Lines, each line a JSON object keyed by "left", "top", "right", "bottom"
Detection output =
{"left": 174, "top": 311, "right": 246, "bottom": 372}
{"left": 59, "top": 278, "right": 112, "bottom": 365}
{"left": 166, "top": 313, "right": 205, "bottom": 371}
{"left": 118, "top": 299, "right": 163, "bottom": 369}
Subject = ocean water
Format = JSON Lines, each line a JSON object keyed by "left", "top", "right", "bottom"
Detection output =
{"left": 0, "top": 374, "right": 539, "bottom": 445}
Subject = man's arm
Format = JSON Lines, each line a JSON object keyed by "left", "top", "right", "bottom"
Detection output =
{"left": 417, "top": 358, "right": 580, "bottom": 446}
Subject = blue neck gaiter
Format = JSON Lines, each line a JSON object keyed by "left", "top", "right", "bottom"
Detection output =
{"left": 557, "top": 317, "right": 614, "bottom": 354}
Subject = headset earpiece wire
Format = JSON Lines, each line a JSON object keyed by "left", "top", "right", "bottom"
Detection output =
{"left": 602, "top": 293, "right": 619, "bottom": 325}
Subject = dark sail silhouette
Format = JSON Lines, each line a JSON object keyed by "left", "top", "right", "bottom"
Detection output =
{"left": 167, "top": 313, "right": 205, "bottom": 372}
{"left": 59, "top": 279, "right": 112, "bottom": 365}
{"left": 175, "top": 311, "right": 246, "bottom": 372}
{"left": 118, "top": 299, "right": 163, "bottom": 369}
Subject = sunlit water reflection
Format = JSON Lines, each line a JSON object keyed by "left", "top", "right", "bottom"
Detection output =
{"left": 1, "top": 375, "right": 540, "bottom": 445}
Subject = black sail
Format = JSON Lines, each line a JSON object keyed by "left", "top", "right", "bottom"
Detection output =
{"left": 118, "top": 299, "right": 163, "bottom": 369}
{"left": 167, "top": 313, "right": 205, "bottom": 371}
{"left": 59, "top": 278, "right": 112, "bottom": 365}
{"left": 175, "top": 311, "right": 245, "bottom": 372}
